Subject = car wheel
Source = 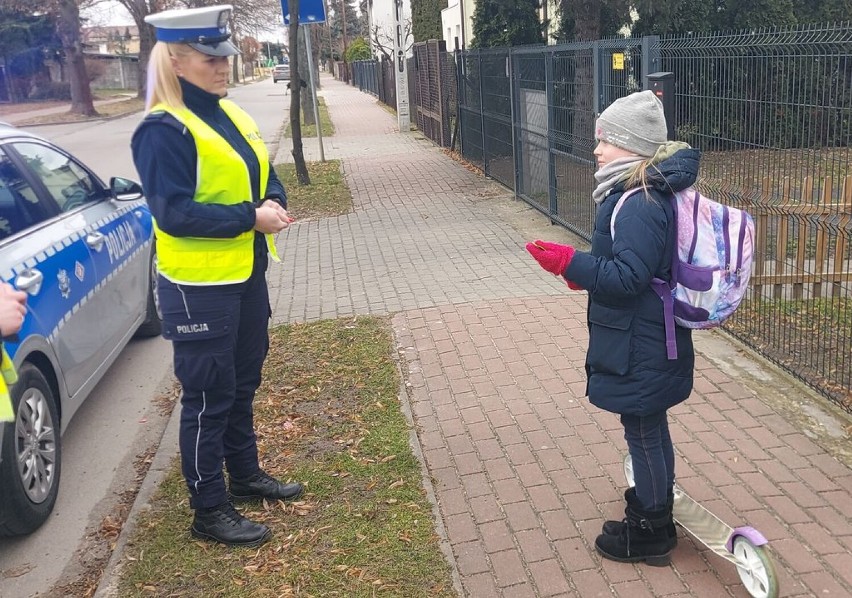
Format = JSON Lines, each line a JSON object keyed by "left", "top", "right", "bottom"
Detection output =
{"left": 0, "top": 364, "right": 61, "bottom": 536}
{"left": 136, "top": 248, "right": 162, "bottom": 337}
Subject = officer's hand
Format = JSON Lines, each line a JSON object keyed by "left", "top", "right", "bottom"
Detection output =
{"left": 0, "top": 282, "right": 27, "bottom": 337}
{"left": 260, "top": 200, "right": 295, "bottom": 226}
{"left": 254, "top": 205, "right": 293, "bottom": 234}
{"left": 260, "top": 199, "right": 287, "bottom": 217}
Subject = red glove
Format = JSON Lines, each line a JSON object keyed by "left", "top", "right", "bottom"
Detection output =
{"left": 526, "top": 240, "right": 575, "bottom": 277}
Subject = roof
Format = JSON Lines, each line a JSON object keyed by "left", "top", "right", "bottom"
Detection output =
{"left": 81, "top": 26, "right": 140, "bottom": 44}
{"left": 0, "top": 122, "right": 43, "bottom": 142}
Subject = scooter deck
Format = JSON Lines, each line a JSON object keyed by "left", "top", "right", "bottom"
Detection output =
{"left": 673, "top": 486, "right": 739, "bottom": 565}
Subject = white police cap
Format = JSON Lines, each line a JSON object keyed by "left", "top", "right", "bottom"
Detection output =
{"left": 145, "top": 5, "right": 239, "bottom": 57}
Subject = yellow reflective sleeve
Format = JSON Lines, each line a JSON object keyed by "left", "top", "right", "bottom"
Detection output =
{"left": 0, "top": 390, "right": 12, "bottom": 422}
{"left": 265, "top": 233, "right": 281, "bottom": 263}
{"left": 1, "top": 349, "right": 16, "bottom": 422}
{"left": 2, "top": 348, "right": 17, "bottom": 386}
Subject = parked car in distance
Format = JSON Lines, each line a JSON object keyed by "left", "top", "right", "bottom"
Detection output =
{"left": 272, "top": 62, "right": 291, "bottom": 83}
{"left": 0, "top": 123, "right": 161, "bottom": 536}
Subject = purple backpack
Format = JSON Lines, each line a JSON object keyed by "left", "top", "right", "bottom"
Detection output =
{"left": 612, "top": 187, "right": 755, "bottom": 359}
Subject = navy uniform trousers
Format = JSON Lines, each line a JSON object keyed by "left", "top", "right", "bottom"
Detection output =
{"left": 159, "top": 248, "right": 270, "bottom": 509}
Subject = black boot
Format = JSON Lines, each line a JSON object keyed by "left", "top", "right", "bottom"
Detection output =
{"left": 191, "top": 501, "right": 272, "bottom": 547}
{"left": 595, "top": 503, "right": 673, "bottom": 566}
{"left": 229, "top": 470, "right": 304, "bottom": 502}
{"left": 601, "top": 487, "right": 677, "bottom": 549}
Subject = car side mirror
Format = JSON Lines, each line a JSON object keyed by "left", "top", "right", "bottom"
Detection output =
{"left": 110, "top": 177, "right": 144, "bottom": 201}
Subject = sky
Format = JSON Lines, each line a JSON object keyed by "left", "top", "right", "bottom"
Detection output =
{"left": 81, "top": 0, "right": 288, "bottom": 42}
{"left": 81, "top": 1, "right": 135, "bottom": 27}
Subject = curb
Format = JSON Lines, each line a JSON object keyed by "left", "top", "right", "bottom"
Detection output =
{"left": 93, "top": 392, "right": 181, "bottom": 598}
{"left": 392, "top": 314, "right": 465, "bottom": 596}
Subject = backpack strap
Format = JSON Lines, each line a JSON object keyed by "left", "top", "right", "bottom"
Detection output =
{"left": 611, "top": 187, "right": 681, "bottom": 361}
{"left": 609, "top": 187, "right": 644, "bottom": 236}
{"left": 662, "top": 191, "right": 682, "bottom": 361}
{"left": 686, "top": 189, "right": 700, "bottom": 264}
{"left": 651, "top": 278, "right": 678, "bottom": 360}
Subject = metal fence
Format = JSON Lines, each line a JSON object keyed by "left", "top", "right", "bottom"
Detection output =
{"left": 454, "top": 24, "right": 852, "bottom": 412}
{"left": 352, "top": 59, "right": 379, "bottom": 96}
{"left": 412, "top": 40, "right": 454, "bottom": 147}
{"left": 349, "top": 52, "right": 456, "bottom": 147}
{"left": 660, "top": 25, "right": 852, "bottom": 412}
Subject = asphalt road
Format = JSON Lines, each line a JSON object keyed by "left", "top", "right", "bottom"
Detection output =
{"left": 0, "top": 77, "right": 290, "bottom": 597}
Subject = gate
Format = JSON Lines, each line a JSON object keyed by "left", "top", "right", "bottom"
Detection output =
{"left": 412, "top": 40, "right": 452, "bottom": 147}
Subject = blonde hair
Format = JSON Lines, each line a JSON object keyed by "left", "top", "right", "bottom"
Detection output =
{"left": 625, "top": 158, "right": 656, "bottom": 191}
{"left": 145, "top": 42, "right": 196, "bottom": 112}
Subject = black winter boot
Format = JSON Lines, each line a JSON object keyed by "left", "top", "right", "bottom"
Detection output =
{"left": 191, "top": 501, "right": 272, "bottom": 547}
{"left": 595, "top": 503, "right": 673, "bottom": 566}
{"left": 601, "top": 487, "right": 677, "bottom": 549}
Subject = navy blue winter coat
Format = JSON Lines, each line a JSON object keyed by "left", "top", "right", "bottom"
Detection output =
{"left": 564, "top": 148, "right": 700, "bottom": 416}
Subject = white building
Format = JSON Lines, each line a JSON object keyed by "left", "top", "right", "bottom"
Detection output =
{"left": 441, "top": 0, "right": 559, "bottom": 50}
{"left": 369, "top": 0, "right": 413, "bottom": 58}
{"left": 440, "top": 0, "right": 472, "bottom": 50}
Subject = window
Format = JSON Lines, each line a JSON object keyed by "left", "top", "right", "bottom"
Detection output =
{"left": 0, "top": 149, "right": 47, "bottom": 239}
{"left": 13, "top": 142, "right": 106, "bottom": 212}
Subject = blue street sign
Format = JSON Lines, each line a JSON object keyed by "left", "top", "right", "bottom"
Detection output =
{"left": 281, "top": 0, "right": 327, "bottom": 24}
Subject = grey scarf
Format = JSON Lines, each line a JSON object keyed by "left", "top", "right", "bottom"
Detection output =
{"left": 592, "top": 142, "right": 693, "bottom": 204}
{"left": 592, "top": 156, "right": 644, "bottom": 205}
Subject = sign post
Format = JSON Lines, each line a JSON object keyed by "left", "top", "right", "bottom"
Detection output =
{"left": 391, "top": 0, "right": 410, "bottom": 133}
{"left": 303, "top": 28, "right": 324, "bottom": 161}
{"left": 281, "top": 0, "right": 326, "bottom": 161}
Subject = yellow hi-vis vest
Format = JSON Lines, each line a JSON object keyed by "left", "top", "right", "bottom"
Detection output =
{"left": 0, "top": 348, "right": 17, "bottom": 422}
{"left": 150, "top": 100, "right": 280, "bottom": 285}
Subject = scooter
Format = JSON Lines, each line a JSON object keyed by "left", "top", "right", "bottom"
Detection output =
{"left": 623, "top": 455, "right": 779, "bottom": 598}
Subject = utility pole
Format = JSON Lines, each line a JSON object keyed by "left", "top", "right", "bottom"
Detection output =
{"left": 303, "top": 24, "right": 325, "bottom": 161}
{"left": 340, "top": 0, "right": 348, "bottom": 79}
{"left": 391, "top": 0, "right": 409, "bottom": 132}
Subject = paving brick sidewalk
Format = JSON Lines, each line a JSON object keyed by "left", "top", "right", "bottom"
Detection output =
{"left": 269, "top": 75, "right": 852, "bottom": 597}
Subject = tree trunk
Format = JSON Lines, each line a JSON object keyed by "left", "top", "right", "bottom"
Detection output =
{"left": 298, "top": 33, "right": 315, "bottom": 126}
{"left": 119, "top": 0, "right": 156, "bottom": 101}
{"left": 571, "top": 0, "right": 601, "bottom": 152}
{"left": 289, "top": 0, "right": 311, "bottom": 185}
{"left": 56, "top": 0, "right": 96, "bottom": 116}
{"left": 136, "top": 20, "right": 155, "bottom": 101}
{"left": 231, "top": 30, "right": 241, "bottom": 84}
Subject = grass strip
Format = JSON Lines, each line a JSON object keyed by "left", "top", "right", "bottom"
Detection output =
{"left": 284, "top": 96, "right": 334, "bottom": 138}
{"left": 115, "top": 317, "right": 455, "bottom": 597}
{"left": 275, "top": 160, "right": 352, "bottom": 220}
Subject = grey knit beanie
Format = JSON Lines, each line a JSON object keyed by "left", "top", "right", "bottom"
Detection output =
{"left": 595, "top": 90, "right": 668, "bottom": 157}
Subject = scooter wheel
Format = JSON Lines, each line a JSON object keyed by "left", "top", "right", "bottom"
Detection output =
{"left": 732, "top": 535, "right": 779, "bottom": 598}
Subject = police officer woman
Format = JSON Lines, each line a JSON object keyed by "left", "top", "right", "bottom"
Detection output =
{"left": 0, "top": 281, "right": 27, "bottom": 423}
{"left": 131, "top": 5, "right": 302, "bottom": 548}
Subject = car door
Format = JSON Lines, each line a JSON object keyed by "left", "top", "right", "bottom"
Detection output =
{"left": 0, "top": 141, "right": 106, "bottom": 398}
{"left": 11, "top": 141, "right": 151, "bottom": 362}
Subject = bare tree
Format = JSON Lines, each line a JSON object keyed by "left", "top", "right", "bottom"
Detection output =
{"left": 114, "top": 0, "right": 285, "bottom": 99}
{"left": 57, "top": 0, "right": 96, "bottom": 115}
{"left": 6, "top": 0, "right": 97, "bottom": 115}
{"left": 108, "top": 0, "right": 168, "bottom": 100}
{"left": 370, "top": 19, "right": 411, "bottom": 62}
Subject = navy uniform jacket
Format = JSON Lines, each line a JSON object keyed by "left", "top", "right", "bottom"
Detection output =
{"left": 565, "top": 149, "right": 701, "bottom": 416}
{"left": 131, "top": 78, "right": 286, "bottom": 254}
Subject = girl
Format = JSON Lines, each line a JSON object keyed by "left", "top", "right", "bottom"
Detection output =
{"left": 527, "top": 90, "right": 700, "bottom": 565}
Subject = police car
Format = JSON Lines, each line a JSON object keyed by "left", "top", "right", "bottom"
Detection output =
{"left": 0, "top": 123, "right": 161, "bottom": 536}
